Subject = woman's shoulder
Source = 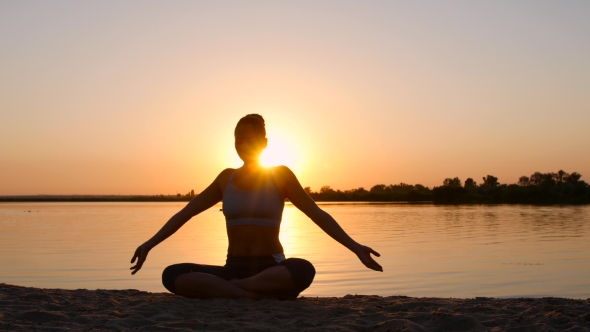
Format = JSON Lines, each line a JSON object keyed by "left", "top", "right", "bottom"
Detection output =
{"left": 270, "top": 165, "right": 298, "bottom": 184}
{"left": 271, "top": 165, "right": 289, "bottom": 172}
{"left": 216, "top": 168, "right": 238, "bottom": 190}
{"left": 217, "top": 168, "right": 238, "bottom": 179}
{"left": 221, "top": 167, "right": 238, "bottom": 175}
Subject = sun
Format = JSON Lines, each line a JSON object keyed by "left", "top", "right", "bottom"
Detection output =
{"left": 226, "top": 125, "right": 305, "bottom": 174}
{"left": 260, "top": 133, "right": 297, "bottom": 168}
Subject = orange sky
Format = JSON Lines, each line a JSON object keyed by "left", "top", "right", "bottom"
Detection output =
{"left": 1, "top": 1, "right": 589, "bottom": 195}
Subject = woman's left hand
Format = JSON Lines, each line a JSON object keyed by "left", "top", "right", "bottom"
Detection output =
{"left": 354, "top": 245, "right": 383, "bottom": 272}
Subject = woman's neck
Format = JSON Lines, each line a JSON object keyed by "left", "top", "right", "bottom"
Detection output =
{"left": 241, "top": 161, "right": 264, "bottom": 172}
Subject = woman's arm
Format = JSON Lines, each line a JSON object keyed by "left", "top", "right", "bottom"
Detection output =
{"left": 275, "top": 166, "right": 383, "bottom": 272}
{"left": 130, "top": 170, "right": 227, "bottom": 274}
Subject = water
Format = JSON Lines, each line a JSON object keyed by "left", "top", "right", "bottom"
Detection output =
{"left": 1, "top": 202, "right": 589, "bottom": 298}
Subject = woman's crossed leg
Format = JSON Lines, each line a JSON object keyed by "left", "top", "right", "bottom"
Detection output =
{"left": 162, "top": 258, "right": 315, "bottom": 300}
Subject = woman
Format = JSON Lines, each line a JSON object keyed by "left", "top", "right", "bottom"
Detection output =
{"left": 130, "top": 114, "right": 382, "bottom": 300}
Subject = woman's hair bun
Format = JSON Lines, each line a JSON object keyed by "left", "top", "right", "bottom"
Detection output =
{"left": 244, "top": 114, "right": 265, "bottom": 125}
{"left": 236, "top": 114, "right": 266, "bottom": 137}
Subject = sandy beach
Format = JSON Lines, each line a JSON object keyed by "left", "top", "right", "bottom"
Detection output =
{"left": 1, "top": 284, "right": 589, "bottom": 331}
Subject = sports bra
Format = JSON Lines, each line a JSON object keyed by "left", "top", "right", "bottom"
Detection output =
{"left": 222, "top": 168, "right": 285, "bottom": 228}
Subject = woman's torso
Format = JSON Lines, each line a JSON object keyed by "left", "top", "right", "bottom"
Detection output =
{"left": 221, "top": 167, "right": 286, "bottom": 256}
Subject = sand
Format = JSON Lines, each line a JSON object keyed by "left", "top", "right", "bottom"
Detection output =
{"left": 1, "top": 284, "right": 589, "bottom": 331}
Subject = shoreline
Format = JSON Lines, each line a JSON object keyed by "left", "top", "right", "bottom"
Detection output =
{"left": 0, "top": 197, "right": 433, "bottom": 203}
{"left": 1, "top": 284, "right": 589, "bottom": 331}
{"left": 2, "top": 198, "right": 588, "bottom": 206}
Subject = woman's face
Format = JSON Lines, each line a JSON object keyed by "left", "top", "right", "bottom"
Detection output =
{"left": 234, "top": 124, "right": 267, "bottom": 163}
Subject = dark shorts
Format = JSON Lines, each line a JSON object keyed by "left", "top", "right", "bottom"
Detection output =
{"left": 162, "top": 255, "right": 315, "bottom": 299}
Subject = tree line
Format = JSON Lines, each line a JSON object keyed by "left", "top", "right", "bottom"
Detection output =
{"left": 0, "top": 191, "right": 197, "bottom": 202}
{"left": 2, "top": 170, "right": 588, "bottom": 204}
{"left": 305, "top": 170, "right": 589, "bottom": 204}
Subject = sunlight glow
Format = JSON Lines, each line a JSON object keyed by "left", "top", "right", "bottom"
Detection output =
{"left": 227, "top": 126, "right": 305, "bottom": 174}
{"left": 260, "top": 133, "right": 297, "bottom": 168}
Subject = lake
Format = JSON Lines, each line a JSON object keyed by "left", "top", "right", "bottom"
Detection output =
{"left": 1, "top": 202, "right": 589, "bottom": 298}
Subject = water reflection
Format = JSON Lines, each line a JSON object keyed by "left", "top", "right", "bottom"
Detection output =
{"left": 0, "top": 203, "right": 589, "bottom": 298}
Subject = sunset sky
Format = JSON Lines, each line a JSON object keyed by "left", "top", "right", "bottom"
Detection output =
{"left": 1, "top": 1, "right": 589, "bottom": 195}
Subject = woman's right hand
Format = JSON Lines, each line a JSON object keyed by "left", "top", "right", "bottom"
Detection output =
{"left": 353, "top": 244, "right": 383, "bottom": 272}
{"left": 130, "top": 243, "right": 151, "bottom": 275}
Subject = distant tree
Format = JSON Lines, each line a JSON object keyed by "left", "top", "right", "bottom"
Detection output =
{"left": 557, "top": 170, "right": 568, "bottom": 185}
{"left": 303, "top": 187, "right": 312, "bottom": 195}
{"left": 443, "top": 177, "right": 462, "bottom": 187}
{"left": 529, "top": 172, "right": 542, "bottom": 186}
{"left": 389, "top": 183, "right": 413, "bottom": 190}
{"left": 565, "top": 172, "right": 582, "bottom": 184}
{"left": 433, "top": 183, "right": 467, "bottom": 203}
{"left": 381, "top": 183, "right": 417, "bottom": 195}
{"left": 482, "top": 175, "right": 499, "bottom": 187}
{"left": 370, "top": 184, "right": 387, "bottom": 194}
{"left": 529, "top": 172, "right": 555, "bottom": 187}
{"left": 414, "top": 184, "right": 428, "bottom": 192}
{"left": 319, "top": 186, "right": 335, "bottom": 194}
{"left": 464, "top": 178, "right": 477, "bottom": 189}
{"left": 351, "top": 187, "right": 368, "bottom": 195}
{"left": 518, "top": 176, "right": 530, "bottom": 186}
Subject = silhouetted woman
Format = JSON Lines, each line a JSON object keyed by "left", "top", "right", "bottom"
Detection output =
{"left": 130, "top": 114, "right": 382, "bottom": 300}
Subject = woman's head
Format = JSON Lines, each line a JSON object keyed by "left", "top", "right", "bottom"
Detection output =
{"left": 234, "top": 114, "right": 267, "bottom": 163}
